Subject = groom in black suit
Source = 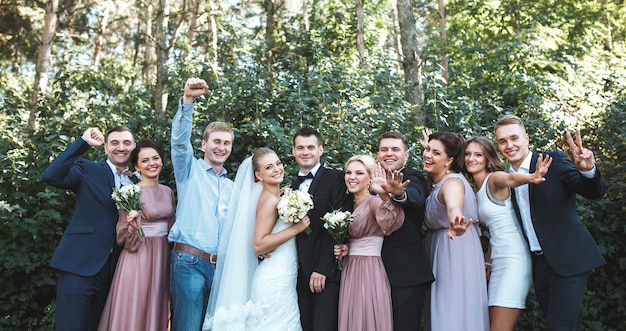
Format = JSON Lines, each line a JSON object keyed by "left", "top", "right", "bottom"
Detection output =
{"left": 495, "top": 115, "right": 606, "bottom": 330}
{"left": 377, "top": 131, "right": 434, "bottom": 330}
{"left": 43, "top": 126, "right": 136, "bottom": 331}
{"left": 291, "top": 127, "right": 352, "bottom": 331}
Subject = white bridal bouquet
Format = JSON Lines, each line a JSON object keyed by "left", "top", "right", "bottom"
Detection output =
{"left": 277, "top": 188, "right": 313, "bottom": 235}
{"left": 322, "top": 209, "right": 355, "bottom": 270}
{"left": 111, "top": 184, "right": 144, "bottom": 237}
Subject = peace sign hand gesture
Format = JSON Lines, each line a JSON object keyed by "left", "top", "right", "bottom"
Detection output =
{"left": 565, "top": 128, "right": 595, "bottom": 172}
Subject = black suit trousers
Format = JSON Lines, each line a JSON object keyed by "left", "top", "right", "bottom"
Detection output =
{"left": 297, "top": 269, "right": 340, "bottom": 331}
{"left": 533, "top": 254, "right": 589, "bottom": 331}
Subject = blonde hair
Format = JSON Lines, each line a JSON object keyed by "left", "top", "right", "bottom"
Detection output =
{"left": 202, "top": 121, "right": 234, "bottom": 141}
{"left": 345, "top": 154, "right": 377, "bottom": 175}
{"left": 494, "top": 114, "right": 526, "bottom": 134}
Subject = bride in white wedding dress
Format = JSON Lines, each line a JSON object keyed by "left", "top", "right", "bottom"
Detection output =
{"left": 203, "top": 147, "right": 309, "bottom": 331}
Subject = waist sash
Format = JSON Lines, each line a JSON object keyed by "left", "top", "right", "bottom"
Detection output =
{"left": 142, "top": 222, "right": 168, "bottom": 237}
{"left": 349, "top": 236, "right": 383, "bottom": 256}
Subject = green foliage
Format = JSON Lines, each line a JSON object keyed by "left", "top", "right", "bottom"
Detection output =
{"left": 1, "top": 0, "right": 626, "bottom": 329}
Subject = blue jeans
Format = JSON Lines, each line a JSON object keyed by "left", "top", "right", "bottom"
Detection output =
{"left": 169, "top": 250, "right": 216, "bottom": 331}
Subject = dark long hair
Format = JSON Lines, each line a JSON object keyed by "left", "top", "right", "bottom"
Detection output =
{"left": 429, "top": 131, "right": 465, "bottom": 172}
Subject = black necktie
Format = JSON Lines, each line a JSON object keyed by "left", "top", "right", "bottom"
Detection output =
{"left": 296, "top": 172, "right": 314, "bottom": 186}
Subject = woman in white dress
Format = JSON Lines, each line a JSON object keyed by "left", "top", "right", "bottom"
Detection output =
{"left": 464, "top": 137, "right": 552, "bottom": 331}
{"left": 203, "top": 147, "right": 309, "bottom": 331}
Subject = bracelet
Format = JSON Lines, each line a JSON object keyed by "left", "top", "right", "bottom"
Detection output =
{"left": 484, "top": 262, "right": 492, "bottom": 267}
{"left": 390, "top": 190, "right": 406, "bottom": 200}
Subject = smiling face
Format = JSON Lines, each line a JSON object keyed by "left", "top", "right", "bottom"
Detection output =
{"left": 201, "top": 130, "right": 233, "bottom": 170}
{"left": 495, "top": 123, "right": 530, "bottom": 170}
{"left": 377, "top": 137, "right": 409, "bottom": 171}
{"left": 292, "top": 135, "right": 323, "bottom": 173}
{"left": 344, "top": 160, "right": 371, "bottom": 194}
{"left": 134, "top": 147, "right": 163, "bottom": 179}
{"left": 104, "top": 130, "right": 135, "bottom": 167}
{"left": 464, "top": 142, "right": 487, "bottom": 175}
{"left": 422, "top": 139, "right": 453, "bottom": 177}
{"left": 254, "top": 152, "right": 284, "bottom": 184}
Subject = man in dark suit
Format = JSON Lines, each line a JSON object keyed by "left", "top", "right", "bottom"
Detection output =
{"left": 43, "top": 126, "right": 135, "bottom": 331}
{"left": 494, "top": 115, "right": 606, "bottom": 330}
{"left": 291, "top": 127, "right": 352, "bottom": 331}
{"left": 376, "top": 131, "right": 434, "bottom": 330}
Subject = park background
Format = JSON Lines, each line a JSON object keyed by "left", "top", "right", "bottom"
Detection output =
{"left": 1, "top": 0, "right": 625, "bottom": 329}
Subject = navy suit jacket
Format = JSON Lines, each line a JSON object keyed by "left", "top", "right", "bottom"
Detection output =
{"left": 381, "top": 168, "right": 434, "bottom": 287}
{"left": 513, "top": 151, "right": 606, "bottom": 277}
{"left": 43, "top": 138, "right": 122, "bottom": 277}
{"left": 292, "top": 166, "right": 353, "bottom": 282}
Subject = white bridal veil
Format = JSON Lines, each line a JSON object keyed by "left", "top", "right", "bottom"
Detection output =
{"left": 203, "top": 156, "right": 263, "bottom": 330}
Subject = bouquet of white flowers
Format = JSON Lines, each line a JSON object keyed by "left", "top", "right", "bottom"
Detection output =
{"left": 277, "top": 188, "right": 313, "bottom": 235}
{"left": 111, "top": 184, "right": 144, "bottom": 237}
{"left": 322, "top": 209, "right": 355, "bottom": 270}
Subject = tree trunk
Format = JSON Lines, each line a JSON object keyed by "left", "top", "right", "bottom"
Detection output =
{"left": 437, "top": 0, "right": 448, "bottom": 84}
{"left": 144, "top": 1, "right": 156, "bottom": 88}
{"left": 167, "top": 0, "right": 186, "bottom": 60}
{"left": 355, "top": 0, "right": 365, "bottom": 66}
{"left": 265, "top": 0, "right": 276, "bottom": 67}
{"left": 396, "top": 0, "right": 425, "bottom": 126}
{"left": 28, "top": 0, "right": 59, "bottom": 132}
{"left": 183, "top": 0, "right": 201, "bottom": 60}
{"left": 93, "top": 2, "right": 111, "bottom": 70}
{"left": 390, "top": 1, "right": 402, "bottom": 73}
{"left": 154, "top": 0, "right": 170, "bottom": 117}
{"left": 209, "top": 0, "right": 218, "bottom": 69}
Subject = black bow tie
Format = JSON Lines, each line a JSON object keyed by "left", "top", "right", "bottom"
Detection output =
{"left": 296, "top": 172, "right": 313, "bottom": 186}
{"left": 298, "top": 173, "right": 314, "bottom": 180}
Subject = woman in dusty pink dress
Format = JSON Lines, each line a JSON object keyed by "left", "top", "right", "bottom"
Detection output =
{"left": 98, "top": 140, "right": 175, "bottom": 331}
{"left": 337, "top": 155, "right": 405, "bottom": 331}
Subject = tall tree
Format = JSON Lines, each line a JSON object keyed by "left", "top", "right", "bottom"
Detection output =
{"left": 28, "top": 0, "right": 59, "bottom": 132}
{"left": 437, "top": 0, "right": 448, "bottom": 84}
{"left": 93, "top": 2, "right": 111, "bottom": 70}
{"left": 265, "top": 0, "right": 278, "bottom": 66}
{"left": 154, "top": 0, "right": 170, "bottom": 116}
{"left": 356, "top": 0, "right": 366, "bottom": 65}
{"left": 144, "top": 0, "right": 156, "bottom": 87}
{"left": 396, "top": 0, "right": 425, "bottom": 125}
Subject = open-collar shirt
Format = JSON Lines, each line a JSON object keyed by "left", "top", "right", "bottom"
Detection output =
{"left": 167, "top": 100, "right": 233, "bottom": 254}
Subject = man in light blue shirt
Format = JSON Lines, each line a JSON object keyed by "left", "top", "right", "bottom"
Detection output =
{"left": 169, "top": 77, "right": 234, "bottom": 331}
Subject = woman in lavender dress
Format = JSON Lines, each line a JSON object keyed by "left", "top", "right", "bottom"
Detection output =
{"left": 422, "top": 132, "right": 489, "bottom": 331}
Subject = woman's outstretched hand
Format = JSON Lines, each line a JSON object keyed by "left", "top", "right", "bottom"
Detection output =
{"left": 448, "top": 215, "right": 473, "bottom": 240}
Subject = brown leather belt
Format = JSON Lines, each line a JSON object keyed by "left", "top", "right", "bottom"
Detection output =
{"left": 173, "top": 243, "right": 218, "bottom": 263}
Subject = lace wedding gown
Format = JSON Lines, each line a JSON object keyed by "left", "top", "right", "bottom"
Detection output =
{"left": 248, "top": 219, "right": 301, "bottom": 330}
{"left": 208, "top": 218, "right": 302, "bottom": 331}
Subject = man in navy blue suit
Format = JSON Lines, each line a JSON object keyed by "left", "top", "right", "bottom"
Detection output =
{"left": 43, "top": 126, "right": 135, "bottom": 331}
{"left": 495, "top": 115, "right": 606, "bottom": 330}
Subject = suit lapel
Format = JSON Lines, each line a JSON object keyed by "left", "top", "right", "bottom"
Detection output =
{"left": 308, "top": 166, "right": 325, "bottom": 194}
{"left": 529, "top": 153, "right": 538, "bottom": 202}
{"left": 99, "top": 159, "right": 116, "bottom": 190}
